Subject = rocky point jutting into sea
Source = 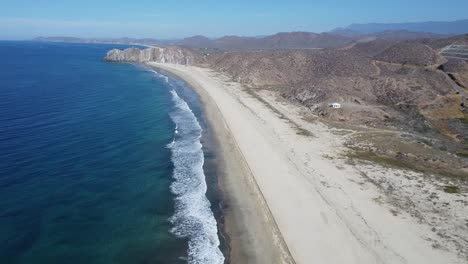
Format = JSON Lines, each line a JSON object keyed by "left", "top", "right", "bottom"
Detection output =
{"left": 105, "top": 47, "right": 202, "bottom": 64}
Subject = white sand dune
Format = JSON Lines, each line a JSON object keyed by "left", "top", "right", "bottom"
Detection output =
{"left": 148, "top": 62, "right": 465, "bottom": 264}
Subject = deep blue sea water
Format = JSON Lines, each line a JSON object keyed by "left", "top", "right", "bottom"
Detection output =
{"left": 0, "top": 41, "right": 224, "bottom": 264}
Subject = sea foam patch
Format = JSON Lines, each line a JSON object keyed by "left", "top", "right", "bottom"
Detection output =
{"left": 167, "top": 86, "right": 224, "bottom": 264}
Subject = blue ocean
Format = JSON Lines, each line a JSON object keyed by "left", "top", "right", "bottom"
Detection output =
{"left": 0, "top": 41, "right": 224, "bottom": 264}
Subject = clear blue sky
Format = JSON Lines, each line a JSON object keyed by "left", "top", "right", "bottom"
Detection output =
{"left": 1, "top": 0, "right": 468, "bottom": 40}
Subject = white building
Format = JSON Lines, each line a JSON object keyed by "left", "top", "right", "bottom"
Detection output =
{"left": 329, "top": 103, "right": 341, "bottom": 109}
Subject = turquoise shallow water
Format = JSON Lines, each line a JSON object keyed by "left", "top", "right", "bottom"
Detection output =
{"left": 0, "top": 41, "right": 223, "bottom": 263}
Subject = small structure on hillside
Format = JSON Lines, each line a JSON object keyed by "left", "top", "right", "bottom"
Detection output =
{"left": 329, "top": 103, "right": 341, "bottom": 109}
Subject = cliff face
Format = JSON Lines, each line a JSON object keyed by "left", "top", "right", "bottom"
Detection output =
{"left": 104, "top": 46, "right": 204, "bottom": 65}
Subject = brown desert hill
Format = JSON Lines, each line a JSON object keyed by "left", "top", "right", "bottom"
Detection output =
{"left": 373, "top": 41, "right": 443, "bottom": 66}
{"left": 208, "top": 49, "right": 375, "bottom": 87}
{"left": 199, "top": 39, "right": 467, "bottom": 172}
{"left": 349, "top": 39, "right": 398, "bottom": 57}
{"left": 207, "top": 46, "right": 446, "bottom": 122}
{"left": 207, "top": 50, "right": 311, "bottom": 86}
{"left": 204, "top": 41, "right": 463, "bottom": 135}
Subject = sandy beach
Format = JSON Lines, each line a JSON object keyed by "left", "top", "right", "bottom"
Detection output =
{"left": 148, "top": 62, "right": 467, "bottom": 264}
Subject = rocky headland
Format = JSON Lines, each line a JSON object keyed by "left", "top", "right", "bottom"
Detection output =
{"left": 105, "top": 46, "right": 204, "bottom": 64}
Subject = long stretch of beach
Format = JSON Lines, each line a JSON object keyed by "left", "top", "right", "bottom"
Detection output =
{"left": 148, "top": 62, "right": 465, "bottom": 264}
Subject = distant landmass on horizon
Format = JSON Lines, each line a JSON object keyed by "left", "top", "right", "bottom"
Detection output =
{"left": 33, "top": 18, "right": 468, "bottom": 50}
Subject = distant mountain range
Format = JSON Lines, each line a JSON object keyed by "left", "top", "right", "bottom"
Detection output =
{"left": 31, "top": 31, "right": 447, "bottom": 50}
{"left": 176, "top": 32, "right": 356, "bottom": 49}
{"left": 34, "top": 18, "right": 468, "bottom": 50}
{"left": 33, "top": 32, "right": 355, "bottom": 49}
{"left": 32, "top": 36, "right": 176, "bottom": 47}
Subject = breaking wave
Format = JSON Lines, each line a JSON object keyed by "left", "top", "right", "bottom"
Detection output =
{"left": 167, "top": 88, "right": 224, "bottom": 264}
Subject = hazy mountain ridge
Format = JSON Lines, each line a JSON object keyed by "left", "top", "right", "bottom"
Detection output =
{"left": 35, "top": 32, "right": 355, "bottom": 49}
{"left": 36, "top": 27, "right": 456, "bottom": 50}
{"left": 35, "top": 18, "right": 468, "bottom": 50}
{"left": 32, "top": 36, "right": 174, "bottom": 46}
{"left": 342, "top": 19, "right": 468, "bottom": 35}
{"left": 175, "top": 32, "right": 356, "bottom": 49}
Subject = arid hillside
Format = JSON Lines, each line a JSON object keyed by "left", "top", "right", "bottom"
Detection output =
{"left": 423, "top": 34, "right": 468, "bottom": 49}
{"left": 200, "top": 41, "right": 451, "bottom": 110}
{"left": 373, "top": 41, "right": 443, "bottom": 66}
{"left": 208, "top": 49, "right": 375, "bottom": 86}
{"left": 441, "top": 59, "right": 468, "bottom": 89}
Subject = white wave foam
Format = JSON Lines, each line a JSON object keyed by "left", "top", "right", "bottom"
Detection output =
{"left": 166, "top": 138, "right": 176, "bottom": 148}
{"left": 150, "top": 69, "right": 170, "bottom": 83}
{"left": 168, "top": 89, "right": 224, "bottom": 264}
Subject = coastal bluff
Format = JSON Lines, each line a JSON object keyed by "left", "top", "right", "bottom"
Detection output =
{"left": 104, "top": 46, "right": 202, "bottom": 65}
